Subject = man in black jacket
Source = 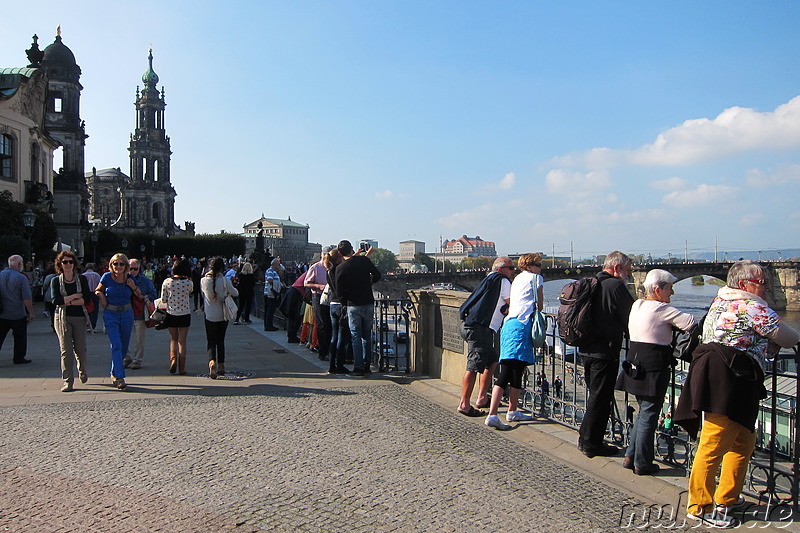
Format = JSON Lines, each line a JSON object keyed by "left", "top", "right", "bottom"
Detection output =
{"left": 333, "top": 240, "right": 381, "bottom": 376}
{"left": 577, "top": 251, "right": 634, "bottom": 457}
{"left": 456, "top": 257, "right": 513, "bottom": 416}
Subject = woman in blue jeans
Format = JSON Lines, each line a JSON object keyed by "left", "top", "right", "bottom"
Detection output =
{"left": 325, "top": 250, "right": 350, "bottom": 374}
{"left": 615, "top": 269, "right": 695, "bottom": 475}
{"left": 95, "top": 253, "right": 144, "bottom": 390}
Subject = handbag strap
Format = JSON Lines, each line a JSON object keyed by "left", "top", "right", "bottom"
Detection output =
{"left": 529, "top": 273, "right": 540, "bottom": 305}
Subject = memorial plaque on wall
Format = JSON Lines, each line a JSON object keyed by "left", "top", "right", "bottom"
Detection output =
{"left": 435, "top": 305, "right": 464, "bottom": 353}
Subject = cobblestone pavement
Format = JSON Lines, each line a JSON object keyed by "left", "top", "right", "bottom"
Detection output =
{"left": 0, "top": 305, "right": 771, "bottom": 531}
{"left": 1, "top": 384, "right": 645, "bottom": 532}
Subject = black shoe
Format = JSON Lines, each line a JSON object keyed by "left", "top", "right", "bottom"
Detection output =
{"left": 265, "top": 326, "right": 278, "bottom": 331}
{"left": 287, "top": 337, "right": 301, "bottom": 343}
{"left": 13, "top": 358, "right": 31, "bottom": 364}
{"left": 351, "top": 368, "right": 366, "bottom": 377}
{"left": 318, "top": 354, "right": 328, "bottom": 361}
{"left": 634, "top": 463, "right": 660, "bottom": 476}
{"left": 328, "top": 369, "right": 337, "bottom": 374}
{"left": 335, "top": 368, "right": 351, "bottom": 374}
{"left": 582, "top": 443, "right": 620, "bottom": 458}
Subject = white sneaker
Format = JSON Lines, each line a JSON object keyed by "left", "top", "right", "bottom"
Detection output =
{"left": 485, "top": 415, "right": 511, "bottom": 431}
{"left": 686, "top": 505, "right": 740, "bottom": 529}
{"left": 506, "top": 410, "right": 533, "bottom": 422}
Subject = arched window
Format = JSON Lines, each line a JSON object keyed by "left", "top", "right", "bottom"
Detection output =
{"left": 152, "top": 202, "right": 161, "bottom": 220}
{"left": 0, "top": 134, "right": 13, "bottom": 180}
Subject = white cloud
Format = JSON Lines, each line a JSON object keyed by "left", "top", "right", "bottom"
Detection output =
{"left": 551, "top": 95, "right": 800, "bottom": 169}
{"left": 498, "top": 172, "right": 516, "bottom": 190}
{"left": 746, "top": 164, "right": 800, "bottom": 186}
{"left": 436, "top": 203, "right": 495, "bottom": 229}
{"left": 544, "top": 169, "right": 611, "bottom": 194}
{"left": 650, "top": 176, "right": 688, "bottom": 191}
{"left": 479, "top": 171, "right": 517, "bottom": 192}
{"left": 605, "top": 208, "right": 668, "bottom": 224}
{"left": 739, "top": 213, "right": 765, "bottom": 227}
{"left": 374, "top": 190, "right": 407, "bottom": 199}
{"left": 662, "top": 183, "right": 737, "bottom": 208}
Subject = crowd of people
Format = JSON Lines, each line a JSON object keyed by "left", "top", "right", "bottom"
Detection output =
{"left": 3, "top": 245, "right": 798, "bottom": 528}
{"left": 457, "top": 252, "right": 799, "bottom": 528}
{"left": 0, "top": 239, "right": 385, "bottom": 388}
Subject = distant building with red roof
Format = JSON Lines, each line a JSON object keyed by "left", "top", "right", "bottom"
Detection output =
{"left": 442, "top": 235, "right": 496, "bottom": 258}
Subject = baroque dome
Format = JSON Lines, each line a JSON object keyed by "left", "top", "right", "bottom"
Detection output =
{"left": 42, "top": 35, "right": 77, "bottom": 67}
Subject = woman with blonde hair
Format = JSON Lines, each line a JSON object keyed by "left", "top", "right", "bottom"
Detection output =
{"left": 95, "top": 253, "right": 145, "bottom": 390}
{"left": 50, "top": 250, "right": 92, "bottom": 392}
{"left": 485, "top": 253, "right": 542, "bottom": 430}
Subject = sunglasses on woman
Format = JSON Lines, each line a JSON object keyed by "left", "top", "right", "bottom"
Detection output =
{"left": 113, "top": 262, "right": 128, "bottom": 267}
{"left": 60, "top": 260, "right": 74, "bottom": 265}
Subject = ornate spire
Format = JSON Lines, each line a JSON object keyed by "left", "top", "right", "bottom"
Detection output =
{"left": 26, "top": 34, "right": 44, "bottom": 67}
{"left": 141, "top": 48, "right": 159, "bottom": 88}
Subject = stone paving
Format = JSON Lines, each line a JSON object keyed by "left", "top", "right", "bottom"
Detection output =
{"left": 0, "top": 304, "right": 795, "bottom": 531}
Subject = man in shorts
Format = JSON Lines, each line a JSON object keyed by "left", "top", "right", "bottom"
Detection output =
{"left": 456, "top": 257, "right": 514, "bottom": 416}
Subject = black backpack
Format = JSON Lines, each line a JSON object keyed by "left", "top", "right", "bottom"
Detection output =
{"left": 557, "top": 276, "right": 600, "bottom": 347}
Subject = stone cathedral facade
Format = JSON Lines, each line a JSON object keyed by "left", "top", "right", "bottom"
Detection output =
{"left": 87, "top": 50, "right": 190, "bottom": 236}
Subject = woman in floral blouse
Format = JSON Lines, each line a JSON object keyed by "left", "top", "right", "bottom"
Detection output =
{"left": 161, "top": 259, "right": 194, "bottom": 375}
{"left": 681, "top": 260, "right": 799, "bottom": 527}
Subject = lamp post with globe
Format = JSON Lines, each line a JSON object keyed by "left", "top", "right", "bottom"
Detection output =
{"left": 22, "top": 209, "right": 36, "bottom": 262}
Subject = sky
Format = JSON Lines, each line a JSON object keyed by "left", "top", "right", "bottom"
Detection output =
{"left": 3, "top": 1, "right": 800, "bottom": 260}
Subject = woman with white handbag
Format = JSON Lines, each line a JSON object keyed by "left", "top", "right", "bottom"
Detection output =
{"left": 201, "top": 257, "right": 238, "bottom": 379}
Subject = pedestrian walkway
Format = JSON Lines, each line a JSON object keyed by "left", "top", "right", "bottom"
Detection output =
{"left": 0, "top": 303, "right": 796, "bottom": 531}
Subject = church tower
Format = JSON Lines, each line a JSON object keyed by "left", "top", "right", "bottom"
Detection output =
{"left": 121, "top": 49, "right": 176, "bottom": 234}
{"left": 38, "top": 28, "right": 89, "bottom": 254}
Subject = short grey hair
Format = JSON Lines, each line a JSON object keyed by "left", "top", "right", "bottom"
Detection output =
{"left": 492, "top": 256, "right": 512, "bottom": 272}
{"left": 7, "top": 255, "right": 22, "bottom": 268}
{"left": 727, "top": 260, "right": 768, "bottom": 289}
{"left": 643, "top": 269, "right": 677, "bottom": 297}
{"left": 603, "top": 251, "right": 631, "bottom": 271}
{"left": 270, "top": 258, "right": 281, "bottom": 267}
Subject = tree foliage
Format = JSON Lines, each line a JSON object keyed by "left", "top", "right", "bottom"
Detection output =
{"left": 0, "top": 191, "right": 57, "bottom": 262}
{"left": 89, "top": 231, "right": 247, "bottom": 264}
{"left": 369, "top": 247, "right": 399, "bottom": 274}
{"left": 413, "top": 252, "right": 435, "bottom": 271}
{"left": 461, "top": 256, "right": 493, "bottom": 270}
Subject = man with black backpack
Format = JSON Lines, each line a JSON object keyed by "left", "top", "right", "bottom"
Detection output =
{"left": 577, "top": 251, "right": 634, "bottom": 457}
{"left": 456, "top": 257, "right": 514, "bottom": 416}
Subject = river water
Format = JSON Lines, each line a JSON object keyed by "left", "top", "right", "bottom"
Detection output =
{"left": 542, "top": 278, "right": 800, "bottom": 331}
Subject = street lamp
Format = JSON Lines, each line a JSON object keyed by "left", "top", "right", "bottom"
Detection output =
{"left": 121, "top": 238, "right": 128, "bottom": 250}
{"left": 151, "top": 239, "right": 156, "bottom": 262}
{"left": 22, "top": 209, "right": 36, "bottom": 261}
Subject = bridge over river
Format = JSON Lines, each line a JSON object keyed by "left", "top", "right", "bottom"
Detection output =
{"left": 375, "top": 261, "right": 800, "bottom": 311}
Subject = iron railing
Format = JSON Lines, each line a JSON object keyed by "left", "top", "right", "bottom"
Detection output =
{"left": 521, "top": 312, "right": 800, "bottom": 509}
{"left": 251, "top": 285, "right": 412, "bottom": 373}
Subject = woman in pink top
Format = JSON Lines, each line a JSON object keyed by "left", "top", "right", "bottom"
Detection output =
{"left": 616, "top": 269, "right": 695, "bottom": 476}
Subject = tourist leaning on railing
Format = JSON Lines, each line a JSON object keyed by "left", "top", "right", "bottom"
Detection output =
{"left": 675, "top": 260, "right": 800, "bottom": 528}
{"left": 615, "top": 269, "right": 695, "bottom": 476}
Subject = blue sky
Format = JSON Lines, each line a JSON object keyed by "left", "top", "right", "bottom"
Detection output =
{"left": 3, "top": 1, "right": 800, "bottom": 260}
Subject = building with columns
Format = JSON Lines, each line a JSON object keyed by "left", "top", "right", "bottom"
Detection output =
{"left": 242, "top": 215, "right": 320, "bottom": 265}
{"left": 0, "top": 52, "right": 57, "bottom": 212}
